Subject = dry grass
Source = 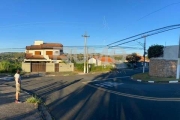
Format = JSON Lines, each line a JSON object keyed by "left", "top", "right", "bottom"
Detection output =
{"left": 132, "top": 72, "right": 178, "bottom": 81}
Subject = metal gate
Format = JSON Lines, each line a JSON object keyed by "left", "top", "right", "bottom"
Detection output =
{"left": 31, "top": 63, "right": 46, "bottom": 72}
{"left": 55, "top": 63, "right": 59, "bottom": 72}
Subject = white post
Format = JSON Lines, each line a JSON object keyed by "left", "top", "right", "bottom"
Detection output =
{"left": 176, "top": 58, "right": 180, "bottom": 79}
{"left": 176, "top": 37, "right": 180, "bottom": 79}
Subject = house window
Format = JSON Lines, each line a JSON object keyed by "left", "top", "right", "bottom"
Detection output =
{"left": 35, "top": 51, "right": 41, "bottom": 55}
{"left": 46, "top": 51, "right": 53, "bottom": 55}
{"left": 60, "top": 49, "right": 63, "bottom": 54}
{"left": 54, "top": 51, "right": 59, "bottom": 55}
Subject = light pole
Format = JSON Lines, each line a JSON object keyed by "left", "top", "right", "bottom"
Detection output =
{"left": 82, "top": 32, "right": 90, "bottom": 73}
{"left": 142, "top": 35, "right": 147, "bottom": 73}
{"left": 86, "top": 47, "right": 89, "bottom": 73}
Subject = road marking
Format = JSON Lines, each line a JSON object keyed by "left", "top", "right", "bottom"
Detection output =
{"left": 82, "top": 82, "right": 180, "bottom": 102}
{"left": 148, "top": 81, "right": 154, "bottom": 83}
{"left": 169, "top": 81, "right": 179, "bottom": 83}
{"left": 95, "top": 82, "right": 123, "bottom": 88}
{"left": 137, "top": 79, "right": 142, "bottom": 82}
{"left": 87, "top": 76, "right": 130, "bottom": 83}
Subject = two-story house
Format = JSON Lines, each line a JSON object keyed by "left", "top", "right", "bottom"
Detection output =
{"left": 22, "top": 41, "right": 74, "bottom": 73}
{"left": 24, "top": 40, "right": 65, "bottom": 63}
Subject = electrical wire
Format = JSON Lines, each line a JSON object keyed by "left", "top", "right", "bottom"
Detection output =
{"left": 107, "top": 24, "right": 180, "bottom": 46}
{"left": 110, "top": 26, "right": 180, "bottom": 47}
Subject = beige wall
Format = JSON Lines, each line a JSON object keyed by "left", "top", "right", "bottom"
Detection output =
{"left": 22, "top": 62, "right": 74, "bottom": 72}
{"left": 22, "top": 62, "right": 31, "bottom": 72}
{"left": 46, "top": 63, "right": 55, "bottom": 72}
{"left": 149, "top": 58, "right": 177, "bottom": 77}
{"left": 59, "top": 63, "right": 74, "bottom": 72}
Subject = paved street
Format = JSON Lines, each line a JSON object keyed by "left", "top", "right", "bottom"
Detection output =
{"left": 0, "top": 84, "right": 42, "bottom": 120}
{"left": 2, "top": 68, "right": 180, "bottom": 120}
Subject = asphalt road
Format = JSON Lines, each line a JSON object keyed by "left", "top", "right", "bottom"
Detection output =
{"left": 2, "top": 68, "right": 180, "bottom": 120}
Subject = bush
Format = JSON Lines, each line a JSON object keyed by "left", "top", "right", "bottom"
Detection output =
{"left": 74, "top": 63, "right": 84, "bottom": 72}
{"left": 0, "top": 60, "right": 22, "bottom": 73}
{"left": 26, "top": 95, "right": 42, "bottom": 104}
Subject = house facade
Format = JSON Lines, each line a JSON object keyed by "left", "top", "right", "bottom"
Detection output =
{"left": 24, "top": 41, "right": 65, "bottom": 63}
{"left": 22, "top": 41, "right": 74, "bottom": 73}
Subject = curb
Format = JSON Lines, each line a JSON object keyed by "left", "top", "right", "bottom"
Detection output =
{"left": 21, "top": 89, "right": 53, "bottom": 120}
{"left": 131, "top": 77, "right": 180, "bottom": 84}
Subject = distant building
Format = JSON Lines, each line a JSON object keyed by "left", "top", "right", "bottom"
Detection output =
{"left": 88, "top": 56, "right": 115, "bottom": 66}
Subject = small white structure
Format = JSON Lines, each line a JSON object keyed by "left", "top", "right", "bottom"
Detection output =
{"left": 88, "top": 58, "right": 101, "bottom": 66}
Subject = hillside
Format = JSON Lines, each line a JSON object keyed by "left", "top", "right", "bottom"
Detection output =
{"left": 0, "top": 52, "right": 25, "bottom": 62}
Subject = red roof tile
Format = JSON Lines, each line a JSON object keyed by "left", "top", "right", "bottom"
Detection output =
{"left": 25, "top": 54, "right": 45, "bottom": 59}
{"left": 48, "top": 55, "right": 67, "bottom": 60}
{"left": 99, "top": 57, "right": 115, "bottom": 63}
{"left": 26, "top": 43, "right": 63, "bottom": 50}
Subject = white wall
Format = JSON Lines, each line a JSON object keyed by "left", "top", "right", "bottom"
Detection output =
{"left": 163, "top": 45, "right": 179, "bottom": 60}
{"left": 34, "top": 41, "right": 43, "bottom": 45}
{"left": 88, "top": 58, "right": 96, "bottom": 64}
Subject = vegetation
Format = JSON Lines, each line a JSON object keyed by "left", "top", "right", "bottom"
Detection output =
{"left": 147, "top": 44, "right": 164, "bottom": 59}
{"left": 0, "top": 52, "right": 24, "bottom": 73}
{"left": 26, "top": 95, "right": 42, "bottom": 104}
{"left": 74, "top": 63, "right": 113, "bottom": 72}
{"left": 90, "top": 64, "right": 113, "bottom": 72}
{"left": 0, "top": 52, "right": 24, "bottom": 61}
{"left": 132, "top": 73, "right": 176, "bottom": 81}
{"left": 126, "top": 53, "right": 141, "bottom": 64}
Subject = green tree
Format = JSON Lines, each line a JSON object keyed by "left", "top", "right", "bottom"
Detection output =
{"left": 0, "top": 61, "right": 10, "bottom": 72}
{"left": 126, "top": 53, "right": 141, "bottom": 63}
{"left": 147, "top": 44, "right": 164, "bottom": 59}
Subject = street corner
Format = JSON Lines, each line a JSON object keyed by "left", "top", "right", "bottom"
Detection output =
{"left": 131, "top": 76, "right": 180, "bottom": 84}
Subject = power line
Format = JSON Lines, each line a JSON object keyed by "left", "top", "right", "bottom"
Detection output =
{"left": 136, "top": 1, "right": 180, "bottom": 22}
{"left": 107, "top": 24, "right": 180, "bottom": 46}
{"left": 111, "top": 26, "right": 180, "bottom": 47}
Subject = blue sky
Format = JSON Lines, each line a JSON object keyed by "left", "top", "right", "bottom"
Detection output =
{"left": 0, "top": 0, "right": 180, "bottom": 55}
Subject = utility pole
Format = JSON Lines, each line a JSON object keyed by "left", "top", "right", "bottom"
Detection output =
{"left": 70, "top": 49, "right": 72, "bottom": 63}
{"left": 86, "top": 47, "right": 89, "bottom": 73}
{"left": 82, "top": 32, "right": 90, "bottom": 73}
{"left": 142, "top": 35, "right": 146, "bottom": 73}
{"left": 176, "top": 36, "right": 180, "bottom": 79}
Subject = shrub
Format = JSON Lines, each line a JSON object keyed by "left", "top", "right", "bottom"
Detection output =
{"left": 26, "top": 95, "right": 42, "bottom": 104}
{"left": 74, "top": 63, "right": 84, "bottom": 72}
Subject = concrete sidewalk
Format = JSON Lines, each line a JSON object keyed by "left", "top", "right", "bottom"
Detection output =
{"left": 0, "top": 84, "right": 42, "bottom": 120}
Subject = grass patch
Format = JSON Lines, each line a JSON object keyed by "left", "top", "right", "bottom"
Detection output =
{"left": 26, "top": 95, "right": 42, "bottom": 104}
{"left": 132, "top": 72, "right": 178, "bottom": 81}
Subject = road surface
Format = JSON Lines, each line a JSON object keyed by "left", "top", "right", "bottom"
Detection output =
{"left": 2, "top": 68, "right": 180, "bottom": 120}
